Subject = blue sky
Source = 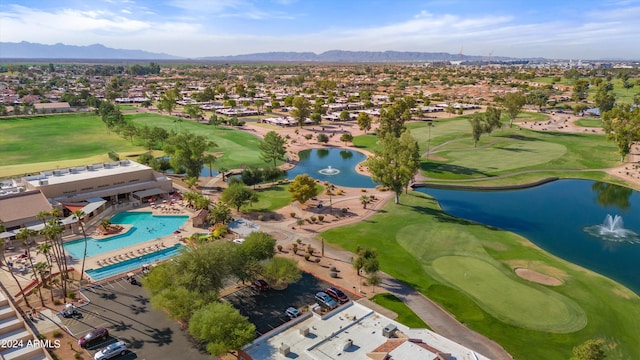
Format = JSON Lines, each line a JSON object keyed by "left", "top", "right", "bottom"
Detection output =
{"left": 1, "top": 0, "right": 639, "bottom": 59}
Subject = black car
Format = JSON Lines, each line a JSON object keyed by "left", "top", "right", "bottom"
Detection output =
{"left": 325, "top": 287, "right": 349, "bottom": 304}
{"left": 78, "top": 327, "right": 109, "bottom": 348}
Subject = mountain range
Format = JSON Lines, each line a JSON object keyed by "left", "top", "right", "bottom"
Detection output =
{"left": 0, "top": 41, "right": 514, "bottom": 62}
{"left": 0, "top": 41, "right": 180, "bottom": 60}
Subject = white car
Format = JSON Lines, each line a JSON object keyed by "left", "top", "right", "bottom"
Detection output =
{"left": 285, "top": 307, "right": 301, "bottom": 319}
{"left": 233, "top": 238, "right": 245, "bottom": 244}
{"left": 94, "top": 341, "right": 127, "bottom": 360}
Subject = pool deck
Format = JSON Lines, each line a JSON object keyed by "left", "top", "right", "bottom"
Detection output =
{"left": 0, "top": 202, "right": 198, "bottom": 299}
{"left": 80, "top": 203, "right": 197, "bottom": 275}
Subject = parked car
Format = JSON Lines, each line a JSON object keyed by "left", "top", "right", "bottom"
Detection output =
{"left": 325, "top": 287, "right": 349, "bottom": 304}
{"left": 251, "top": 279, "right": 269, "bottom": 291}
{"left": 94, "top": 341, "right": 127, "bottom": 360}
{"left": 285, "top": 307, "right": 301, "bottom": 319}
{"left": 315, "top": 291, "right": 338, "bottom": 310}
{"left": 78, "top": 327, "right": 109, "bottom": 348}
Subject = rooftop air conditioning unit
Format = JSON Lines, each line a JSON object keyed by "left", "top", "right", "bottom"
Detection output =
{"left": 39, "top": 180, "right": 48, "bottom": 185}
{"left": 279, "top": 344, "right": 290, "bottom": 355}
{"left": 299, "top": 327, "right": 309, "bottom": 336}
{"left": 382, "top": 324, "right": 397, "bottom": 338}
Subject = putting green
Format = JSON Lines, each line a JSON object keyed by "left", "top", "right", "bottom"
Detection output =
{"left": 432, "top": 256, "right": 586, "bottom": 333}
{"left": 437, "top": 140, "right": 567, "bottom": 174}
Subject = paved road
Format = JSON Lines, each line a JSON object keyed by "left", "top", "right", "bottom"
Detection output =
{"left": 259, "top": 222, "right": 513, "bottom": 360}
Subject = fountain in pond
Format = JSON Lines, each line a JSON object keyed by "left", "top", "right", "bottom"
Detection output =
{"left": 318, "top": 165, "right": 341, "bottom": 176}
{"left": 584, "top": 214, "right": 640, "bottom": 244}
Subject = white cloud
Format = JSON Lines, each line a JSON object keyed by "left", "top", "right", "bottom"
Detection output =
{"left": 1, "top": 1, "right": 639, "bottom": 59}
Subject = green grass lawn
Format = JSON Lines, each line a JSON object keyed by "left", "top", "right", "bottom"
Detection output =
{"left": 0, "top": 113, "right": 142, "bottom": 166}
{"left": 575, "top": 118, "right": 603, "bottom": 128}
{"left": 247, "top": 183, "right": 323, "bottom": 212}
{"left": 247, "top": 184, "right": 294, "bottom": 212}
{"left": 432, "top": 256, "right": 586, "bottom": 333}
{"left": 127, "top": 113, "right": 266, "bottom": 170}
{"left": 321, "top": 192, "right": 640, "bottom": 360}
{"left": 370, "top": 293, "right": 431, "bottom": 329}
{"left": 404, "top": 118, "right": 619, "bottom": 180}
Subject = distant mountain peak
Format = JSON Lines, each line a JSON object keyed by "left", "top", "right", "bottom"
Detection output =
{"left": 0, "top": 41, "right": 182, "bottom": 60}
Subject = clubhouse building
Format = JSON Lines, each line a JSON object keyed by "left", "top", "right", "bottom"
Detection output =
{"left": 240, "top": 301, "right": 490, "bottom": 360}
{"left": 0, "top": 160, "right": 172, "bottom": 241}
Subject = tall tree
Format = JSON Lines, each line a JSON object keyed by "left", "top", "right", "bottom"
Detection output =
{"left": 188, "top": 302, "right": 256, "bottom": 356}
{"left": 357, "top": 112, "right": 372, "bottom": 133}
{"left": 262, "top": 257, "right": 301, "bottom": 287}
{"left": 0, "top": 221, "right": 33, "bottom": 309}
{"left": 221, "top": 182, "right": 258, "bottom": 211}
{"left": 527, "top": 90, "right": 549, "bottom": 111}
{"left": 202, "top": 154, "right": 217, "bottom": 177}
{"left": 164, "top": 131, "right": 216, "bottom": 178}
{"left": 377, "top": 100, "right": 409, "bottom": 139}
{"left": 183, "top": 103, "right": 204, "bottom": 119}
{"left": 572, "top": 79, "right": 589, "bottom": 102}
{"left": 72, "top": 210, "right": 88, "bottom": 282}
{"left": 36, "top": 242, "right": 55, "bottom": 302}
{"left": 503, "top": 92, "right": 526, "bottom": 128}
{"left": 602, "top": 104, "right": 640, "bottom": 161}
{"left": 484, "top": 106, "right": 503, "bottom": 135}
{"left": 469, "top": 114, "right": 485, "bottom": 147}
{"left": 290, "top": 96, "right": 311, "bottom": 127}
{"left": 366, "top": 131, "right": 420, "bottom": 204}
{"left": 259, "top": 131, "right": 287, "bottom": 167}
{"left": 353, "top": 247, "right": 378, "bottom": 277}
{"left": 17, "top": 228, "right": 44, "bottom": 306}
{"left": 288, "top": 174, "right": 319, "bottom": 204}
{"left": 157, "top": 88, "right": 179, "bottom": 115}
{"left": 594, "top": 84, "right": 616, "bottom": 114}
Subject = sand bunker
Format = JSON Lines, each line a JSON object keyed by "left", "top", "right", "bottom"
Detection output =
{"left": 515, "top": 267, "right": 563, "bottom": 286}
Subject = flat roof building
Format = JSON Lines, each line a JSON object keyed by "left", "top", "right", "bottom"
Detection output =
{"left": 1, "top": 160, "right": 173, "bottom": 239}
{"left": 240, "top": 301, "right": 490, "bottom": 360}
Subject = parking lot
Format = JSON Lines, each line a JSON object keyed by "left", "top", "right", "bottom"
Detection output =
{"left": 62, "top": 272, "right": 357, "bottom": 359}
{"left": 222, "top": 272, "right": 357, "bottom": 336}
{"left": 62, "top": 275, "right": 212, "bottom": 360}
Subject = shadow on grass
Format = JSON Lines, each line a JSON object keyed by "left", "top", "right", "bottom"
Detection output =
{"left": 421, "top": 162, "right": 492, "bottom": 177}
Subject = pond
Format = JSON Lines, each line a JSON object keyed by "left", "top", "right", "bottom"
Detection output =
{"left": 416, "top": 179, "right": 640, "bottom": 295}
{"left": 286, "top": 148, "right": 377, "bottom": 188}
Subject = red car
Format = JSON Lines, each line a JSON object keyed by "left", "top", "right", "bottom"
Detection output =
{"left": 78, "top": 327, "right": 109, "bottom": 348}
{"left": 251, "top": 279, "right": 269, "bottom": 291}
{"left": 325, "top": 287, "right": 349, "bottom": 304}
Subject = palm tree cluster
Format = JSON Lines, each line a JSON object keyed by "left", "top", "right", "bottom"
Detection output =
{"left": 0, "top": 209, "right": 78, "bottom": 308}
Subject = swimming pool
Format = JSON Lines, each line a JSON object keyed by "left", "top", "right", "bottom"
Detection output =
{"left": 63, "top": 212, "right": 188, "bottom": 258}
{"left": 86, "top": 244, "right": 185, "bottom": 281}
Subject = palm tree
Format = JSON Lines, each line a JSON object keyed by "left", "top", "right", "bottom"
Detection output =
{"left": 41, "top": 218, "right": 67, "bottom": 302}
{"left": 218, "top": 167, "right": 229, "bottom": 181}
{"left": 99, "top": 219, "right": 112, "bottom": 232}
{"left": 47, "top": 209, "right": 69, "bottom": 287}
{"left": 33, "top": 262, "right": 50, "bottom": 299}
{"left": 325, "top": 183, "right": 335, "bottom": 213}
{"left": 37, "top": 212, "right": 64, "bottom": 299}
{"left": 0, "top": 229, "right": 33, "bottom": 309}
{"left": 72, "top": 210, "right": 88, "bottom": 282}
{"left": 36, "top": 243, "right": 55, "bottom": 302}
{"left": 17, "top": 228, "right": 44, "bottom": 306}
{"left": 202, "top": 154, "right": 217, "bottom": 177}
{"left": 360, "top": 195, "right": 370, "bottom": 209}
